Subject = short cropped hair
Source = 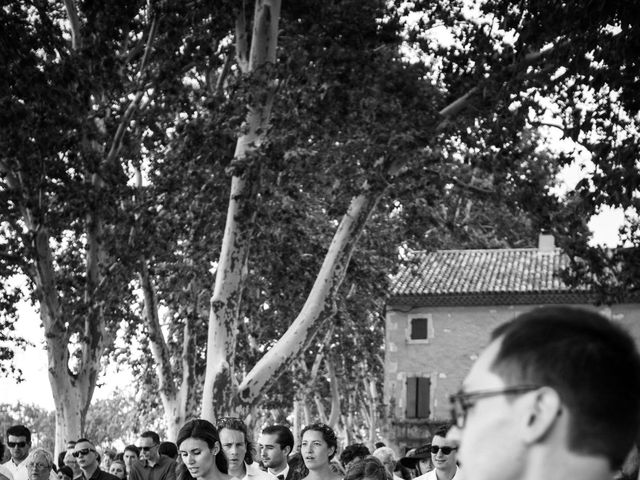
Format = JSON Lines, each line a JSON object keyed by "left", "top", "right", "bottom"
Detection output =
{"left": 7, "top": 425, "right": 31, "bottom": 443}
{"left": 158, "top": 441, "right": 178, "bottom": 459}
{"left": 340, "top": 444, "right": 371, "bottom": 467}
{"left": 216, "top": 417, "right": 254, "bottom": 464}
{"left": 140, "top": 431, "right": 160, "bottom": 445}
{"left": 301, "top": 423, "right": 338, "bottom": 460}
{"left": 432, "top": 425, "right": 451, "bottom": 438}
{"left": 344, "top": 456, "right": 389, "bottom": 480}
{"left": 124, "top": 445, "right": 140, "bottom": 456}
{"left": 490, "top": 306, "right": 640, "bottom": 469}
{"left": 261, "top": 425, "right": 294, "bottom": 453}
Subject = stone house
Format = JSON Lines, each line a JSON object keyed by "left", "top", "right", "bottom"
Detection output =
{"left": 383, "top": 234, "right": 640, "bottom": 448}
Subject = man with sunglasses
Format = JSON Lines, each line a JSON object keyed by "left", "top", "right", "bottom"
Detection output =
{"left": 72, "top": 439, "right": 119, "bottom": 480}
{"left": 129, "top": 431, "right": 175, "bottom": 480}
{"left": 449, "top": 306, "right": 640, "bottom": 480}
{"left": 414, "top": 426, "right": 459, "bottom": 480}
{"left": 3, "top": 425, "right": 57, "bottom": 480}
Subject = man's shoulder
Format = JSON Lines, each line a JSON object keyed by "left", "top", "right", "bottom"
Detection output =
{"left": 91, "top": 469, "right": 120, "bottom": 480}
{"left": 156, "top": 456, "right": 176, "bottom": 469}
{"left": 98, "top": 471, "right": 121, "bottom": 480}
{"left": 414, "top": 471, "right": 436, "bottom": 480}
{"left": 245, "top": 463, "right": 271, "bottom": 480}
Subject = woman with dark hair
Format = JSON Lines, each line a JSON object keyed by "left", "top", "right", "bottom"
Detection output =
{"left": 344, "top": 457, "right": 390, "bottom": 480}
{"left": 300, "top": 423, "right": 342, "bottom": 480}
{"left": 176, "top": 419, "right": 230, "bottom": 480}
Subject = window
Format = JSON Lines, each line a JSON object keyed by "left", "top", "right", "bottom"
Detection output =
{"left": 406, "top": 377, "right": 431, "bottom": 419}
{"left": 407, "top": 315, "right": 432, "bottom": 343}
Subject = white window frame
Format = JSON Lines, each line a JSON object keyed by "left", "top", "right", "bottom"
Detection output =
{"left": 406, "top": 314, "right": 433, "bottom": 344}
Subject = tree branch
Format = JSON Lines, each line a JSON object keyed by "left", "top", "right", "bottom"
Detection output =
{"left": 62, "top": 0, "right": 82, "bottom": 50}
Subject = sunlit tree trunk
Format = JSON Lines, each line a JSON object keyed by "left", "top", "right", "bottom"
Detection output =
{"left": 201, "top": 0, "right": 282, "bottom": 420}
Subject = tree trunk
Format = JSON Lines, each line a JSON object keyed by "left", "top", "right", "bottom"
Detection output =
{"left": 201, "top": 0, "right": 281, "bottom": 421}
{"left": 237, "top": 187, "right": 386, "bottom": 404}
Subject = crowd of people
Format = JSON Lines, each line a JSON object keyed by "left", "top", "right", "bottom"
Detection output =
{"left": 3, "top": 306, "right": 640, "bottom": 480}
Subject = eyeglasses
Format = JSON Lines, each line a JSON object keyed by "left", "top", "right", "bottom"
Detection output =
{"left": 449, "top": 385, "right": 541, "bottom": 428}
{"left": 26, "top": 463, "right": 51, "bottom": 471}
{"left": 430, "top": 446, "right": 457, "bottom": 455}
{"left": 8, "top": 441, "right": 27, "bottom": 448}
{"left": 72, "top": 449, "right": 96, "bottom": 458}
{"left": 139, "top": 445, "right": 158, "bottom": 452}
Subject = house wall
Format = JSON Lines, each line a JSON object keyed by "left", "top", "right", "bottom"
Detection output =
{"left": 383, "top": 302, "right": 640, "bottom": 443}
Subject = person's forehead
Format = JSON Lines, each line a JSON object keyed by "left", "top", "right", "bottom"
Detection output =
{"left": 75, "top": 441, "right": 93, "bottom": 451}
{"left": 301, "top": 430, "right": 325, "bottom": 442}
{"left": 8, "top": 435, "right": 28, "bottom": 442}
{"left": 220, "top": 428, "right": 245, "bottom": 443}
{"left": 463, "top": 338, "right": 506, "bottom": 390}
{"left": 431, "top": 435, "right": 456, "bottom": 447}
{"left": 259, "top": 433, "right": 279, "bottom": 447}
{"left": 124, "top": 450, "right": 137, "bottom": 457}
{"left": 32, "top": 453, "right": 49, "bottom": 463}
{"left": 138, "top": 437, "right": 155, "bottom": 446}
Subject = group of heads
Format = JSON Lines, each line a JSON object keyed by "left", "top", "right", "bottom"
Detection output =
{"left": 176, "top": 418, "right": 342, "bottom": 480}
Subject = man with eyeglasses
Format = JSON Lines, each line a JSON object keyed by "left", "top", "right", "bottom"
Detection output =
{"left": 24, "top": 449, "right": 54, "bottom": 480}
{"left": 414, "top": 426, "right": 458, "bottom": 480}
{"left": 72, "top": 439, "right": 119, "bottom": 480}
{"left": 449, "top": 306, "right": 640, "bottom": 480}
{"left": 129, "top": 432, "right": 175, "bottom": 480}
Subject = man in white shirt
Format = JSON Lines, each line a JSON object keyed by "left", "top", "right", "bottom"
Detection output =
{"left": 415, "top": 427, "right": 458, "bottom": 480}
{"left": 2, "top": 426, "right": 55, "bottom": 480}
{"left": 216, "top": 417, "right": 271, "bottom": 480}
{"left": 258, "top": 426, "right": 294, "bottom": 480}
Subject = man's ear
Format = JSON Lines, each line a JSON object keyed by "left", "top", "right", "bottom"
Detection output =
{"left": 284, "top": 445, "right": 292, "bottom": 457}
{"left": 520, "top": 386, "right": 563, "bottom": 444}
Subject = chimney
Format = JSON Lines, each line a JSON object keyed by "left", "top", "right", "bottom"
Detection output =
{"left": 538, "top": 231, "right": 555, "bottom": 251}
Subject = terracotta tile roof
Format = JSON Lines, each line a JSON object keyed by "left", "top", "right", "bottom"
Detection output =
{"left": 390, "top": 248, "right": 591, "bottom": 306}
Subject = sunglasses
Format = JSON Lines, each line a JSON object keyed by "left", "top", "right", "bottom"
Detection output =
{"left": 139, "top": 445, "right": 157, "bottom": 452}
{"left": 72, "top": 449, "right": 96, "bottom": 458}
{"left": 430, "top": 446, "right": 457, "bottom": 455}
{"left": 8, "top": 442, "right": 27, "bottom": 448}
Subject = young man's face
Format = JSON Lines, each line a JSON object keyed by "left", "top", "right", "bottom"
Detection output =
{"left": 73, "top": 441, "right": 98, "bottom": 470}
{"left": 430, "top": 436, "right": 458, "bottom": 472}
{"left": 123, "top": 450, "right": 139, "bottom": 468}
{"left": 7, "top": 435, "right": 31, "bottom": 462}
{"left": 455, "top": 338, "right": 526, "bottom": 480}
{"left": 219, "top": 428, "right": 247, "bottom": 471}
{"left": 258, "top": 433, "right": 288, "bottom": 471}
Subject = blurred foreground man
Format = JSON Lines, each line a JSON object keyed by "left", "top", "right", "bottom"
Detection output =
{"left": 450, "top": 306, "right": 640, "bottom": 480}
